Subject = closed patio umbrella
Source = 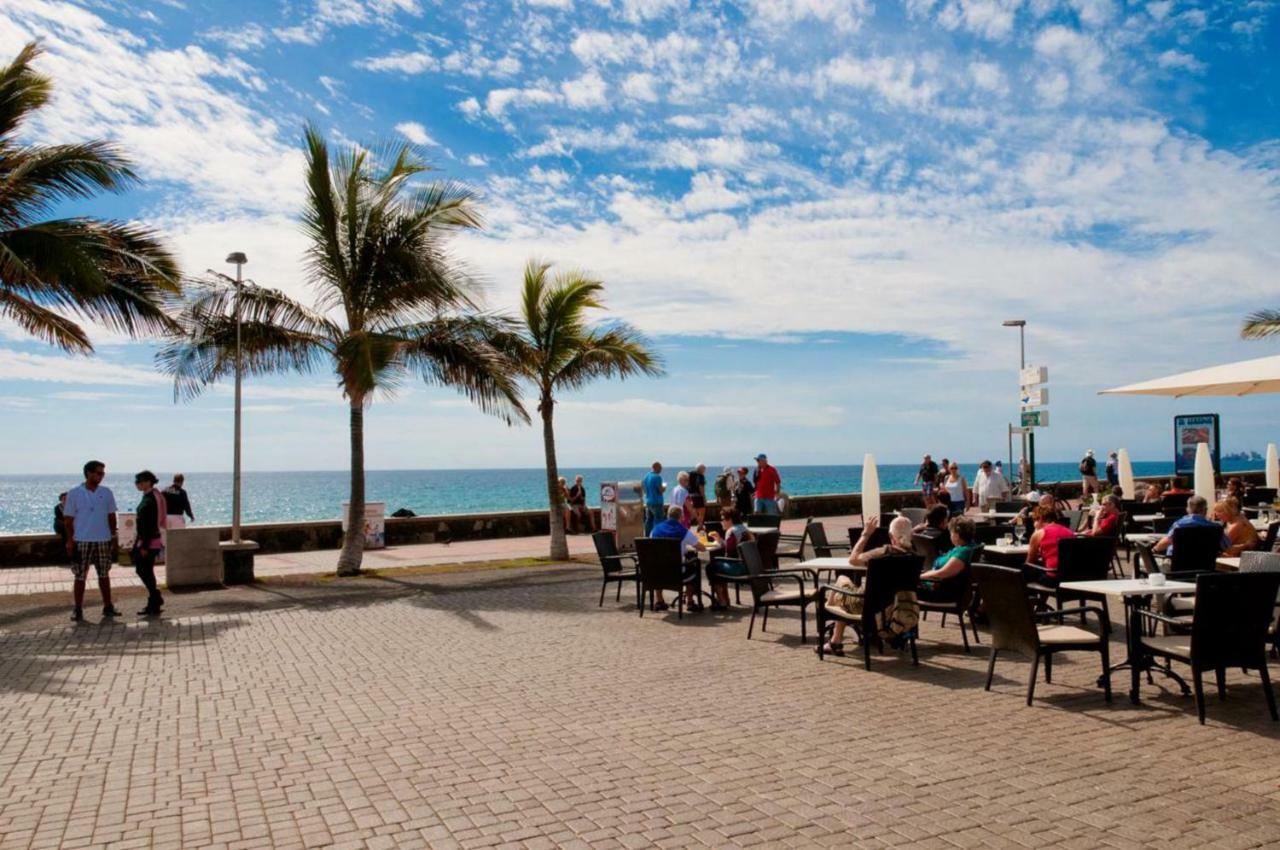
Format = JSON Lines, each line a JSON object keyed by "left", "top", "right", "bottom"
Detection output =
{"left": 1117, "top": 448, "right": 1136, "bottom": 497}
{"left": 1268, "top": 443, "right": 1279, "bottom": 490}
{"left": 1099, "top": 354, "right": 1280, "bottom": 397}
{"left": 1194, "top": 443, "right": 1215, "bottom": 504}
{"left": 861, "top": 453, "right": 880, "bottom": 521}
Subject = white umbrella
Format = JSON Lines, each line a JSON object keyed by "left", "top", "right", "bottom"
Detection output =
{"left": 1268, "top": 443, "right": 1279, "bottom": 490}
{"left": 861, "top": 453, "right": 880, "bottom": 521}
{"left": 1193, "top": 443, "right": 1215, "bottom": 504}
{"left": 1099, "top": 354, "right": 1280, "bottom": 397}
{"left": 1117, "top": 448, "right": 1136, "bottom": 497}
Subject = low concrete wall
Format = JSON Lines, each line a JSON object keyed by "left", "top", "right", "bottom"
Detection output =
{"left": 2, "top": 471, "right": 1263, "bottom": 567}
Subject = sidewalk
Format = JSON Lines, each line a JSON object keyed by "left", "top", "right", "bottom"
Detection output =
{"left": 0, "top": 515, "right": 848, "bottom": 596}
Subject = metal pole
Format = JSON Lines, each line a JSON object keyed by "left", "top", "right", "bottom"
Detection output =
{"left": 1018, "top": 324, "right": 1028, "bottom": 491}
{"left": 232, "top": 259, "right": 244, "bottom": 544}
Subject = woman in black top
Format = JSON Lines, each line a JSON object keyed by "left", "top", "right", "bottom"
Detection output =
{"left": 133, "top": 470, "right": 166, "bottom": 616}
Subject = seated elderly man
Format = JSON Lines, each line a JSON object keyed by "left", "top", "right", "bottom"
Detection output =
{"left": 1153, "top": 495, "right": 1228, "bottom": 556}
{"left": 649, "top": 505, "right": 707, "bottom": 611}
{"left": 819, "top": 515, "right": 916, "bottom": 656}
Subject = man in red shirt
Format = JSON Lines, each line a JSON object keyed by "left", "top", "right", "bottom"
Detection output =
{"left": 752, "top": 453, "right": 782, "bottom": 515}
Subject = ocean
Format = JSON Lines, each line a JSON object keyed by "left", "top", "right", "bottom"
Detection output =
{"left": 0, "top": 460, "right": 1263, "bottom": 536}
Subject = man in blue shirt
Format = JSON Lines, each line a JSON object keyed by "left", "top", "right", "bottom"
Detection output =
{"left": 1154, "top": 495, "right": 1229, "bottom": 556}
{"left": 641, "top": 461, "right": 665, "bottom": 535}
{"left": 63, "top": 459, "right": 122, "bottom": 622}
{"left": 649, "top": 506, "right": 706, "bottom": 611}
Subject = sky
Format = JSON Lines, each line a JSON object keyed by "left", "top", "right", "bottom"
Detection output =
{"left": 0, "top": 0, "right": 1278, "bottom": 474}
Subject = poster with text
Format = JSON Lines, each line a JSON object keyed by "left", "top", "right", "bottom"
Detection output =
{"left": 1174, "top": 413, "right": 1220, "bottom": 476}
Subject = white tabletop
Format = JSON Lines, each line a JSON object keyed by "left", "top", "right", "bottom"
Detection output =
{"left": 1131, "top": 514, "right": 1162, "bottom": 523}
{"left": 1058, "top": 578, "right": 1196, "bottom": 597}
{"left": 747, "top": 526, "right": 780, "bottom": 535}
{"left": 1217, "top": 556, "right": 1241, "bottom": 571}
{"left": 1125, "top": 533, "right": 1164, "bottom": 544}
{"left": 981, "top": 512, "right": 1023, "bottom": 520}
{"left": 984, "top": 544, "right": 1029, "bottom": 556}
{"left": 797, "top": 556, "right": 855, "bottom": 569}
{"left": 1251, "top": 519, "right": 1269, "bottom": 532}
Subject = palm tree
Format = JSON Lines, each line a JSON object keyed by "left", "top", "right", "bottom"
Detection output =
{"left": 160, "top": 126, "right": 527, "bottom": 575}
{"left": 1242, "top": 310, "right": 1280, "bottom": 339}
{"left": 502, "top": 261, "right": 663, "bottom": 561}
{"left": 1, "top": 42, "right": 178, "bottom": 353}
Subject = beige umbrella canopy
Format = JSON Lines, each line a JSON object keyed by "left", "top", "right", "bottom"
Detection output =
{"left": 1099, "top": 354, "right": 1280, "bottom": 397}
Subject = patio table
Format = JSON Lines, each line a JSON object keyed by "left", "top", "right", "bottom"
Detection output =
{"left": 1217, "top": 556, "right": 1241, "bottom": 571}
{"left": 1058, "top": 578, "right": 1197, "bottom": 704}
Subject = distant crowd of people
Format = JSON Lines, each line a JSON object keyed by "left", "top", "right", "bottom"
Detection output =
{"left": 640, "top": 453, "right": 783, "bottom": 536}
{"left": 912, "top": 454, "right": 1013, "bottom": 517}
{"left": 54, "top": 461, "right": 194, "bottom": 623}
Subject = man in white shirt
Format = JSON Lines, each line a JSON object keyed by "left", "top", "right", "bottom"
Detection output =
{"left": 63, "top": 459, "right": 121, "bottom": 622}
{"left": 974, "top": 460, "right": 1011, "bottom": 511}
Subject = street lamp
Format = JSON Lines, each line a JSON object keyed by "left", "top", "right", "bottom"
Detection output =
{"left": 227, "top": 252, "right": 247, "bottom": 544}
{"left": 1003, "top": 319, "right": 1029, "bottom": 491}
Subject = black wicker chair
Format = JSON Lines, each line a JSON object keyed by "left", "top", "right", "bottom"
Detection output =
{"left": 816, "top": 553, "right": 922, "bottom": 670}
{"left": 1135, "top": 571, "right": 1280, "bottom": 723}
{"left": 591, "top": 531, "right": 639, "bottom": 607}
{"left": 974, "top": 564, "right": 1111, "bottom": 706}
{"left": 634, "top": 537, "right": 699, "bottom": 620}
{"left": 741, "top": 540, "right": 817, "bottom": 643}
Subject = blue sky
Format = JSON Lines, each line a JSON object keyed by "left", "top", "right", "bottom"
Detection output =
{"left": 1, "top": 0, "right": 1278, "bottom": 473}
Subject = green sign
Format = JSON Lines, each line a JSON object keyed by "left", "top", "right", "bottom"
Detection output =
{"left": 1021, "top": 410, "right": 1049, "bottom": 428}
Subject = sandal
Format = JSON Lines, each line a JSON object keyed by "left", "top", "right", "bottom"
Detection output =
{"left": 816, "top": 641, "right": 844, "bottom": 656}
{"left": 654, "top": 601, "right": 669, "bottom": 611}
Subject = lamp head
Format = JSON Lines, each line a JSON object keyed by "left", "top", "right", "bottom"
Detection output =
{"left": 1001, "top": 319, "right": 1026, "bottom": 328}
{"left": 225, "top": 252, "right": 248, "bottom": 265}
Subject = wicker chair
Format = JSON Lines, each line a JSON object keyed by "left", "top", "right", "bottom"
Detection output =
{"left": 591, "top": 531, "right": 639, "bottom": 607}
{"left": 974, "top": 564, "right": 1111, "bottom": 706}
{"left": 741, "top": 540, "right": 816, "bottom": 643}
{"left": 816, "top": 554, "right": 922, "bottom": 670}
{"left": 1135, "top": 571, "right": 1280, "bottom": 723}
{"left": 634, "top": 537, "right": 699, "bottom": 620}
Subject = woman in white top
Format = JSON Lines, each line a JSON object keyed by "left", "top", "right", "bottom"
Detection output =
{"left": 670, "top": 470, "right": 692, "bottom": 527}
{"left": 942, "top": 462, "right": 969, "bottom": 516}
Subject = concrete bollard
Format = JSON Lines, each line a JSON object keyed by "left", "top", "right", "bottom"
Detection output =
{"left": 165, "top": 527, "right": 224, "bottom": 589}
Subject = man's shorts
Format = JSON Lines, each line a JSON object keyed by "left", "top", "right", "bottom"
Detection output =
{"left": 72, "top": 541, "right": 113, "bottom": 581}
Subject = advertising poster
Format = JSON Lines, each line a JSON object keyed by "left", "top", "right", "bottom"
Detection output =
{"left": 1174, "top": 413, "right": 1220, "bottom": 475}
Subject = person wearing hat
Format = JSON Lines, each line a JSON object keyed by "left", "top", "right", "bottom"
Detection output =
{"left": 1079, "top": 449, "right": 1100, "bottom": 500}
{"left": 752, "top": 453, "right": 782, "bottom": 515}
{"left": 131, "top": 470, "right": 167, "bottom": 617}
{"left": 1105, "top": 451, "right": 1119, "bottom": 488}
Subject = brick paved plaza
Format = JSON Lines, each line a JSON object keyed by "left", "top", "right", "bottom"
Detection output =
{"left": 2, "top": 563, "right": 1279, "bottom": 849}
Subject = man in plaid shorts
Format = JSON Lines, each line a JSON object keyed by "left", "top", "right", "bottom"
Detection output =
{"left": 63, "top": 460, "right": 121, "bottom": 622}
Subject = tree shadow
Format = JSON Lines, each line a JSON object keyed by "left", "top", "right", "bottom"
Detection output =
{"left": 0, "top": 615, "right": 248, "bottom": 699}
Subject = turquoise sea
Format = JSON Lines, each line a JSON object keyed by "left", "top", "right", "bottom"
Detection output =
{"left": 0, "top": 460, "right": 1263, "bottom": 536}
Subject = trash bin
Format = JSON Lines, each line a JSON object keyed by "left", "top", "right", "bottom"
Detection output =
{"left": 600, "top": 481, "right": 644, "bottom": 552}
{"left": 342, "top": 501, "right": 386, "bottom": 549}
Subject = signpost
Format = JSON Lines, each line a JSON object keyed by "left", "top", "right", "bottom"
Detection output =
{"left": 1019, "top": 365, "right": 1049, "bottom": 489}
{"left": 1021, "top": 409, "right": 1049, "bottom": 428}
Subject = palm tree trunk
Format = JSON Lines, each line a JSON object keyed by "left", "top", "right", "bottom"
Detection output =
{"left": 541, "top": 397, "right": 569, "bottom": 561}
{"left": 337, "top": 395, "right": 365, "bottom": 576}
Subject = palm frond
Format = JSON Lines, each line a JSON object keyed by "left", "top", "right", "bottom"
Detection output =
{"left": 1242, "top": 310, "right": 1280, "bottom": 340}
{"left": 158, "top": 276, "right": 334, "bottom": 401}
{"left": 395, "top": 314, "right": 530, "bottom": 425}
{"left": 0, "top": 141, "right": 137, "bottom": 224}
{"left": 553, "top": 324, "right": 666, "bottom": 391}
{"left": 0, "top": 42, "right": 50, "bottom": 140}
{"left": 0, "top": 287, "right": 91, "bottom": 353}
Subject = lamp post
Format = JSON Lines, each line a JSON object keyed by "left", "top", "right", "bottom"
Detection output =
{"left": 227, "top": 252, "right": 247, "bottom": 544}
{"left": 1003, "top": 319, "right": 1029, "bottom": 491}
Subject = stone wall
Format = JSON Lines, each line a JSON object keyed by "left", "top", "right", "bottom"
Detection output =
{"left": 1, "top": 471, "right": 1264, "bottom": 567}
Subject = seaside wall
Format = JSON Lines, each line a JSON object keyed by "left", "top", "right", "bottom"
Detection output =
{"left": 0, "top": 472, "right": 1264, "bottom": 567}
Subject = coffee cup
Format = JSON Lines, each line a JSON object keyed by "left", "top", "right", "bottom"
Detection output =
{"left": 1149, "top": 572, "right": 1166, "bottom": 586}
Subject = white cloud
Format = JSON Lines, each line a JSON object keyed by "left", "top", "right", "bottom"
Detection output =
{"left": 358, "top": 50, "right": 437, "bottom": 73}
{"left": 466, "top": 154, "right": 489, "bottom": 167}
{"left": 677, "top": 172, "right": 747, "bottom": 214}
{"left": 740, "top": 0, "right": 872, "bottom": 34}
{"left": 621, "top": 72, "right": 660, "bottom": 102}
{"left": 528, "top": 0, "right": 573, "bottom": 7}
{"left": 969, "top": 60, "right": 1006, "bottom": 93}
{"left": 395, "top": 121, "right": 436, "bottom": 145}
{"left": 556, "top": 397, "right": 844, "bottom": 427}
{"left": 652, "top": 136, "right": 780, "bottom": 170}
{"left": 528, "top": 165, "right": 572, "bottom": 186}
{"left": 561, "top": 71, "right": 609, "bottom": 108}
{"left": 618, "top": 0, "right": 688, "bottom": 23}
{"left": 485, "top": 86, "right": 560, "bottom": 117}
{"left": 1157, "top": 49, "right": 1206, "bottom": 73}
{"left": 820, "top": 54, "right": 937, "bottom": 108}
{"left": 1, "top": 1, "right": 305, "bottom": 216}
{"left": 932, "top": 0, "right": 1023, "bottom": 41}
{"left": 0, "top": 349, "right": 165, "bottom": 386}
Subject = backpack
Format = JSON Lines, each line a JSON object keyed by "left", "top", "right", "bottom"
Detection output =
{"left": 1079, "top": 458, "right": 1093, "bottom": 475}
{"left": 714, "top": 474, "right": 730, "bottom": 502}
